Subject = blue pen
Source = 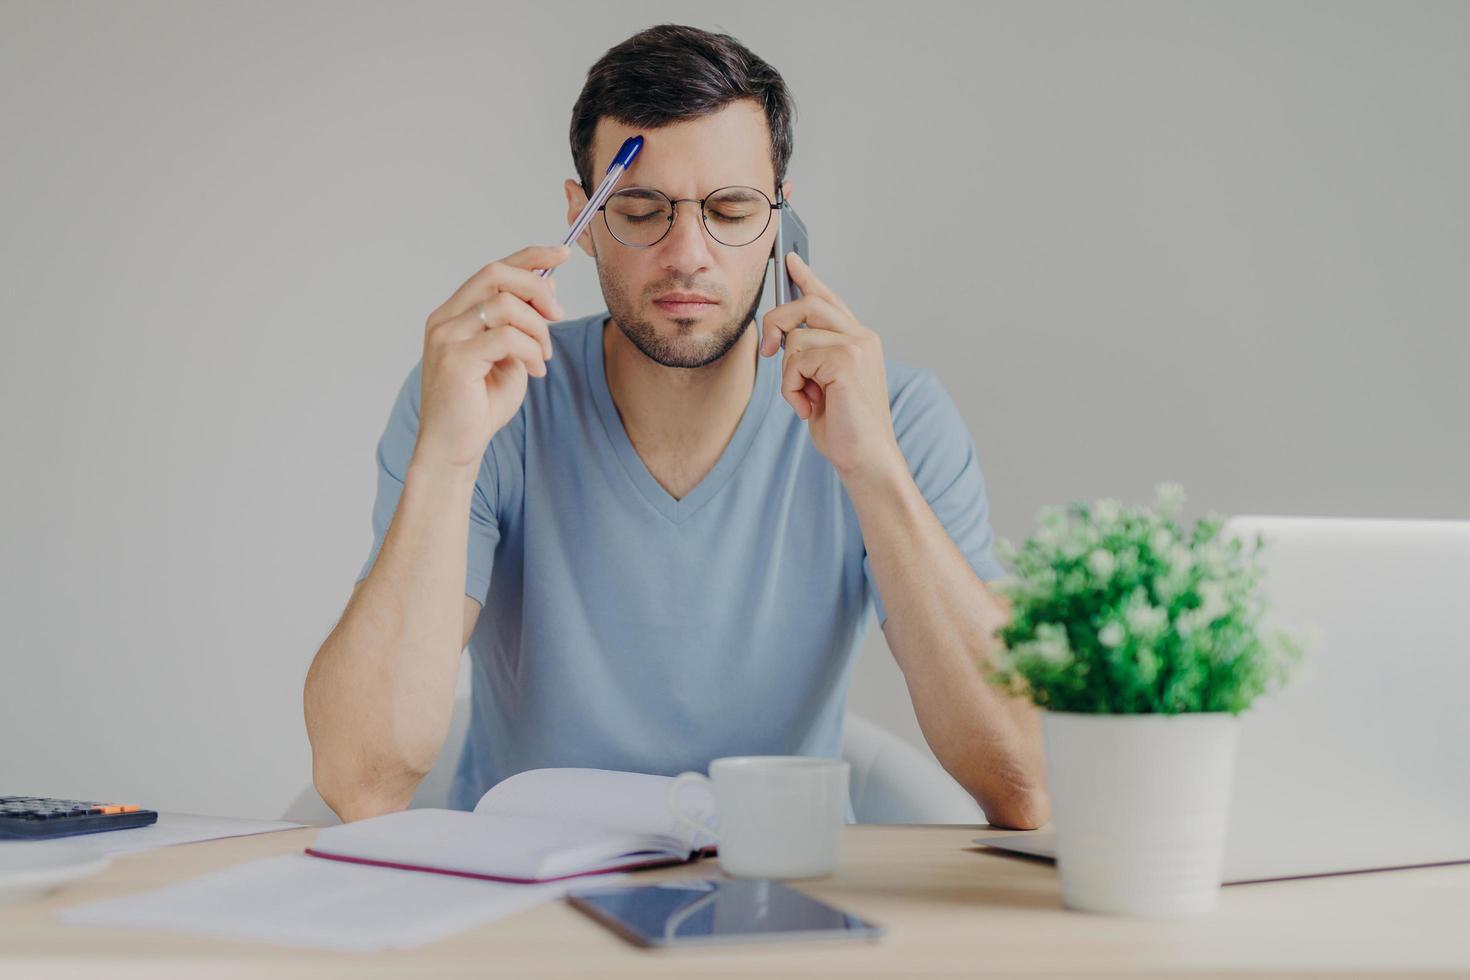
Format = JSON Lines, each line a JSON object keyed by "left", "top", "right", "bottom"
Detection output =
{"left": 538, "top": 135, "right": 644, "bottom": 278}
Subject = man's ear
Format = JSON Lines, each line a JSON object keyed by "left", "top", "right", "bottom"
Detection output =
{"left": 780, "top": 178, "right": 793, "bottom": 204}
{"left": 563, "top": 178, "right": 598, "bottom": 258}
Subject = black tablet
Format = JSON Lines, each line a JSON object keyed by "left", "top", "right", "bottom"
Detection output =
{"left": 566, "top": 878, "right": 885, "bottom": 949}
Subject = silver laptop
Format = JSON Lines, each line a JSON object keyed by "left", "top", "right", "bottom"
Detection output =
{"left": 980, "top": 516, "right": 1470, "bottom": 884}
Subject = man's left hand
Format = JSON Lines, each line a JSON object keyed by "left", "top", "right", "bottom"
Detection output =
{"left": 760, "top": 251, "right": 906, "bottom": 487}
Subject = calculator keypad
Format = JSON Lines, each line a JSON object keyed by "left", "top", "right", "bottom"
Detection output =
{"left": 0, "top": 796, "right": 145, "bottom": 821}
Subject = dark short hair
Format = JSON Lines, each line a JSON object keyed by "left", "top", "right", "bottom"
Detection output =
{"left": 569, "top": 24, "right": 796, "bottom": 195}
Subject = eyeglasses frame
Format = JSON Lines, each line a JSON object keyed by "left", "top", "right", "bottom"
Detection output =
{"left": 593, "top": 184, "right": 786, "bottom": 248}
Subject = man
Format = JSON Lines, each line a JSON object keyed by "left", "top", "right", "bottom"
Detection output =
{"left": 304, "top": 24, "right": 1048, "bottom": 829}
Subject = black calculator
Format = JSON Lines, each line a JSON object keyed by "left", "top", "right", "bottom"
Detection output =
{"left": 0, "top": 796, "right": 159, "bottom": 840}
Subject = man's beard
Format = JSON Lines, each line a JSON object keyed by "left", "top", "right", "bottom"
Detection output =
{"left": 599, "top": 261, "right": 769, "bottom": 369}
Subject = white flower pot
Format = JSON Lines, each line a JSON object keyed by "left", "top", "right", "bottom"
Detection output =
{"left": 1041, "top": 710, "right": 1240, "bottom": 918}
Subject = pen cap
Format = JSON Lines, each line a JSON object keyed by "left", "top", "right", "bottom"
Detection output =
{"left": 607, "top": 135, "right": 643, "bottom": 173}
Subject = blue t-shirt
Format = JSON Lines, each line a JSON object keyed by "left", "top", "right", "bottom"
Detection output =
{"left": 357, "top": 311, "right": 1004, "bottom": 820}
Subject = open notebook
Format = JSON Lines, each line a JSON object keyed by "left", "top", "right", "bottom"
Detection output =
{"left": 304, "top": 768, "right": 719, "bottom": 884}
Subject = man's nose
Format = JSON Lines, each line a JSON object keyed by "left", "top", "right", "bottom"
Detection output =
{"left": 656, "top": 201, "right": 716, "bottom": 276}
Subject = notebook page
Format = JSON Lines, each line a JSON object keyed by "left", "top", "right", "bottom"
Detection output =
{"left": 472, "top": 768, "right": 718, "bottom": 851}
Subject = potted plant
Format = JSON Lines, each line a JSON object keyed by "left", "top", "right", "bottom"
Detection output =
{"left": 988, "top": 483, "right": 1309, "bottom": 918}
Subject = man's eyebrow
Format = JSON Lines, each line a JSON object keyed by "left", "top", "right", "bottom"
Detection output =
{"left": 711, "top": 188, "right": 764, "bottom": 200}
{"left": 611, "top": 187, "right": 669, "bottom": 201}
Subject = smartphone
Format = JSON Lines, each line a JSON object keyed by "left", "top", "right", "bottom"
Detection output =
{"left": 567, "top": 878, "right": 885, "bottom": 949}
{"left": 772, "top": 192, "right": 809, "bottom": 308}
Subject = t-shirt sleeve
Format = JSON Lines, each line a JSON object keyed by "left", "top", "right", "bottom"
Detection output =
{"left": 355, "top": 361, "right": 501, "bottom": 605}
{"left": 862, "top": 367, "right": 1005, "bottom": 627}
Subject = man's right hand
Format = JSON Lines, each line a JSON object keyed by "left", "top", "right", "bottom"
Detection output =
{"left": 413, "top": 244, "right": 571, "bottom": 475}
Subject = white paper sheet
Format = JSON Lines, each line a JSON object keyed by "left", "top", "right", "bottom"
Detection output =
{"left": 57, "top": 853, "right": 628, "bottom": 952}
{"left": 24, "top": 812, "right": 303, "bottom": 857}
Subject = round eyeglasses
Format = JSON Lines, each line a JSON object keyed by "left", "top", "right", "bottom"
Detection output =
{"left": 596, "top": 185, "right": 782, "bottom": 248}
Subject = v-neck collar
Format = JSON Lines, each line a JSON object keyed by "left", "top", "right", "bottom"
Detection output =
{"left": 585, "top": 312, "right": 777, "bottom": 525}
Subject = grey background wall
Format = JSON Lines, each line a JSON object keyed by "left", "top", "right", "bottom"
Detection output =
{"left": 2, "top": 1, "right": 1465, "bottom": 819}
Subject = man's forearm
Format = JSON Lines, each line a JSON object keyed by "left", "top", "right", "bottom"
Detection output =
{"left": 304, "top": 457, "right": 475, "bottom": 821}
{"left": 847, "top": 464, "right": 1050, "bottom": 830}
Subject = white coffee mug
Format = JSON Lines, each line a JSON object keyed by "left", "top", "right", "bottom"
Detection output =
{"left": 667, "top": 755, "right": 850, "bottom": 879}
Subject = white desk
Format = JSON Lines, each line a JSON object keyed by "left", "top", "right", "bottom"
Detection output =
{"left": 5, "top": 822, "right": 1468, "bottom": 977}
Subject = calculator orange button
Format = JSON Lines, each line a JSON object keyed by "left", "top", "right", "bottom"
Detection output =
{"left": 98, "top": 805, "right": 124, "bottom": 814}
{"left": 119, "top": 805, "right": 140, "bottom": 813}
